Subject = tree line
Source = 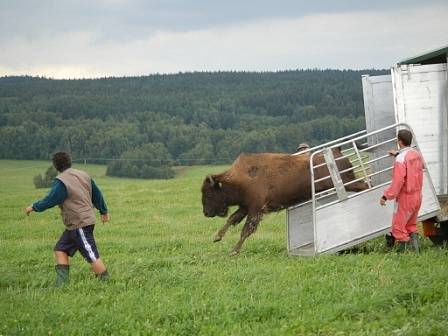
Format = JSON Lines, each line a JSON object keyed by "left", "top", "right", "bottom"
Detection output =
{"left": 0, "top": 69, "right": 387, "bottom": 178}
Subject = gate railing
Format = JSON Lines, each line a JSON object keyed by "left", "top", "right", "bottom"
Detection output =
{"left": 288, "top": 122, "right": 434, "bottom": 211}
{"left": 307, "top": 123, "right": 425, "bottom": 213}
{"left": 287, "top": 123, "right": 440, "bottom": 255}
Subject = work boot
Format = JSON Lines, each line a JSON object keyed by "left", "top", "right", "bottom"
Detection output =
{"left": 55, "top": 264, "right": 70, "bottom": 287}
{"left": 409, "top": 232, "right": 420, "bottom": 253}
{"left": 394, "top": 241, "right": 408, "bottom": 253}
{"left": 385, "top": 234, "right": 395, "bottom": 251}
{"left": 97, "top": 270, "right": 110, "bottom": 281}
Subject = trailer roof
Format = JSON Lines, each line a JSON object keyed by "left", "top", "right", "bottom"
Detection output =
{"left": 398, "top": 45, "right": 448, "bottom": 65}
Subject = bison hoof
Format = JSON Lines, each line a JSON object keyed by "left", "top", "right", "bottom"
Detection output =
{"left": 229, "top": 250, "right": 239, "bottom": 257}
{"left": 213, "top": 235, "right": 222, "bottom": 242}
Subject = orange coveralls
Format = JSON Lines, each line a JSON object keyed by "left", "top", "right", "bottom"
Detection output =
{"left": 383, "top": 147, "right": 424, "bottom": 242}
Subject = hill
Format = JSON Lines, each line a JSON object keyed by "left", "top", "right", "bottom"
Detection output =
{"left": 0, "top": 70, "right": 388, "bottom": 164}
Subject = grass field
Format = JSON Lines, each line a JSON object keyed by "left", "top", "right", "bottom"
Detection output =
{"left": 1, "top": 160, "right": 447, "bottom": 335}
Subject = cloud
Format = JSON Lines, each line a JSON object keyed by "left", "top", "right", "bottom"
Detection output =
{"left": 0, "top": 4, "right": 447, "bottom": 78}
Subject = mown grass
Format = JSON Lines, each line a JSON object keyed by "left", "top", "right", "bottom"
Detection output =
{"left": 1, "top": 160, "right": 447, "bottom": 335}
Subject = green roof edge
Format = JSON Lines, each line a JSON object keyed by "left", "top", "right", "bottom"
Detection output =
{"left": 398, "top": 45, "right": 448, "bottom": 65}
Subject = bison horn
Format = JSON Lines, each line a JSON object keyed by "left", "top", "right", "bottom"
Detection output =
{"left": 208, "top": 175, "right": 215, "bottom": 187}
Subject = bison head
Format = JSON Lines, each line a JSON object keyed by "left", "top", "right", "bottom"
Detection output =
{"left": 201, "top": 175, "right": 229, "bottom": 218}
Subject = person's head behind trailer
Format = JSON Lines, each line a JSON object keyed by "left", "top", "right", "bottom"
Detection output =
{"left": 397, "top": 129, "right": 412, "bottom": 148}
{"left": 297, "top": 143, "right": 310, "bottom": 153}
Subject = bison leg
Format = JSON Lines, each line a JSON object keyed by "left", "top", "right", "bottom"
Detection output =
{"left": 213, "top": 207, "right": 248, "bottom": 242}
{"left": 229, "top": 212, "right": 263, "bottom": 256}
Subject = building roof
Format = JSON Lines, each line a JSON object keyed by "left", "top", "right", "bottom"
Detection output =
{"left": 398, "top": 45, "right": 448, "bottom": 65}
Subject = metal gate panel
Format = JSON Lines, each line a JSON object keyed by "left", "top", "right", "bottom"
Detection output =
{"left": 286, "top": 123, "right": 441, "bottom": 256}
{"left": 315, "top": 187, "right": 392, "bottom": 253}
{"left": 362, "top": 74, "right": 396, "bottom": 186}
{"left": 287, "top": 202, "right": 314, "bottom": 255}
{"left": 392, "top": 64, "right": 448, "bottom": 195}
{"left": 362, "top": 74, "right": 395, "bottom": 133}
{"left": 314, "top": 172, "right": 439, "bottom": 254}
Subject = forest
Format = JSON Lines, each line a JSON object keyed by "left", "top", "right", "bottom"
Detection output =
{"left": 0, "top": 69, "right": 387, "bottom": 178}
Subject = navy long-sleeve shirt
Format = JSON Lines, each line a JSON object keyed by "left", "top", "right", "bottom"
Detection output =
{"left": 32, "top": 179, "right": 108, "bottom": 215}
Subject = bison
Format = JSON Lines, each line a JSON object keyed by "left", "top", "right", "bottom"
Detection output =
{"left": 201, "top": 149, "right": 369, "bottom": 256}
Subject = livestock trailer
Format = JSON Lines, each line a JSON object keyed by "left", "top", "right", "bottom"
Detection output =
{"left": 362, "top": 45, "right": 448, "bottom": 245}
{"left": 286, "top": 123, "right": 440, "bottom": 255}
{"left": 287, "top": 46, "right": 448, "bottom": 255}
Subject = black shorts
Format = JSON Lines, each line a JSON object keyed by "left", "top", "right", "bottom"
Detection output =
{"left": 54, "top": 225, "right": 100, "bottom": 263}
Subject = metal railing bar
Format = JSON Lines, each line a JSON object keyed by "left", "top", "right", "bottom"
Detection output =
{"left": 358, "top": 138, "right": 396, "bottom": 153}
{"left": 312, "top": 150, "right": 361, "bottom": 170}
{"left": 314, "top": 175, "right": 332, "bottom": 183}
{"left": 352, "top": 140, "right": 372, "bottom": 188}
{"left": 316, "top": 191, "right": 337, "bottom": 200}
{"left": 314, "top": 163, "right": 393, "bottom": 190}
{"left": 365, "top": 153, "right": 392, "bottom": 165}
{"left": 312, "top": 123, "right": 408, "bottom": 155}
{"left": 344, "top": 166, "right": 393, "bottom": 187}
{"left": 292, "top": 129, "right": 367, "bottom": 156}
{"left": 315, "top": 188, "right": 337, "bottom": 197}
{"left": 316, "top": 181, "right": 392, "bottom": 210}
{"left": 314, "top": 162, "right": 363, "bottom": 185}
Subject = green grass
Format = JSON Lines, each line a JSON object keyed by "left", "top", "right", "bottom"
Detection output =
{"left": 1, "top": 160, "right": 447, "bottom": 335}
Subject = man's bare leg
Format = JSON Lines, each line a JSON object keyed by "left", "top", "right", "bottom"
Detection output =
{"left": 91, "top": 258, "right": 109, "bottom": 280}
{"left": 54, "top": 250, "right": 69, "bottom": 265}
{"left": 91, "top": 258, "right": 107, "bottom": 274}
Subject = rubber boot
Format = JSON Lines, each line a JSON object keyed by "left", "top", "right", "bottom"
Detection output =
{"left": 409, "top": 232, "right": 420, "bottom": 253}
{"left": 385, "top": 234, "right": 395, "bottom": 251}
{"left": 395, "top": 241, "right": 407, "bottom": 253}
{"left": 97, "top": 270, "right": 110, "bottom": 281}
{"left": 55, "top": 264, "right": 70, "bottom": 287}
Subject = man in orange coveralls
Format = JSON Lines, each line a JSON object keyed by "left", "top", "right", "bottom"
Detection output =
{"left": 380, "top": 129, "right": 423, "bottom": 252}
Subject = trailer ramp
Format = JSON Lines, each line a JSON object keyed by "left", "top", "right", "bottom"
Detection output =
{"left": 287, "top": 123, "right": 440, "bottom": 256}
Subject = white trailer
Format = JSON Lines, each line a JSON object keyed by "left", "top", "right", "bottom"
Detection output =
{"left": 362, "top": 45, "right": 448, "bottom": 244}
{"left": 286, "top": 46, "right": 448, "bottom": 254}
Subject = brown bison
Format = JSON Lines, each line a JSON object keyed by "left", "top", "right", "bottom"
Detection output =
{"left": 201, "top": 150, "right": 369, "bottom": 256}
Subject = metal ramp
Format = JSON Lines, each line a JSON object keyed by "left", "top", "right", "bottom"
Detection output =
{"left": 287, "top": 123, "right": 441, "bottom": 256}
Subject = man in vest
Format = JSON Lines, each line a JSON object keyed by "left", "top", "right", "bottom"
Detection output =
{"left": 25, "top": 152, "right": 110, "bottom": 286}
{"left": 380, "top": 129, "right": 424, "bottom": 252}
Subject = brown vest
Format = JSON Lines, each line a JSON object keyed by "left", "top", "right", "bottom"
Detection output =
{"left": 57, "top": 168, "right": 96, "bottom": 230}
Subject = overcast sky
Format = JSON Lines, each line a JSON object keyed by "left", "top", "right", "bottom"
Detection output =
{"left": 1, "top": 0, "right": 447, "bottom": 78}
